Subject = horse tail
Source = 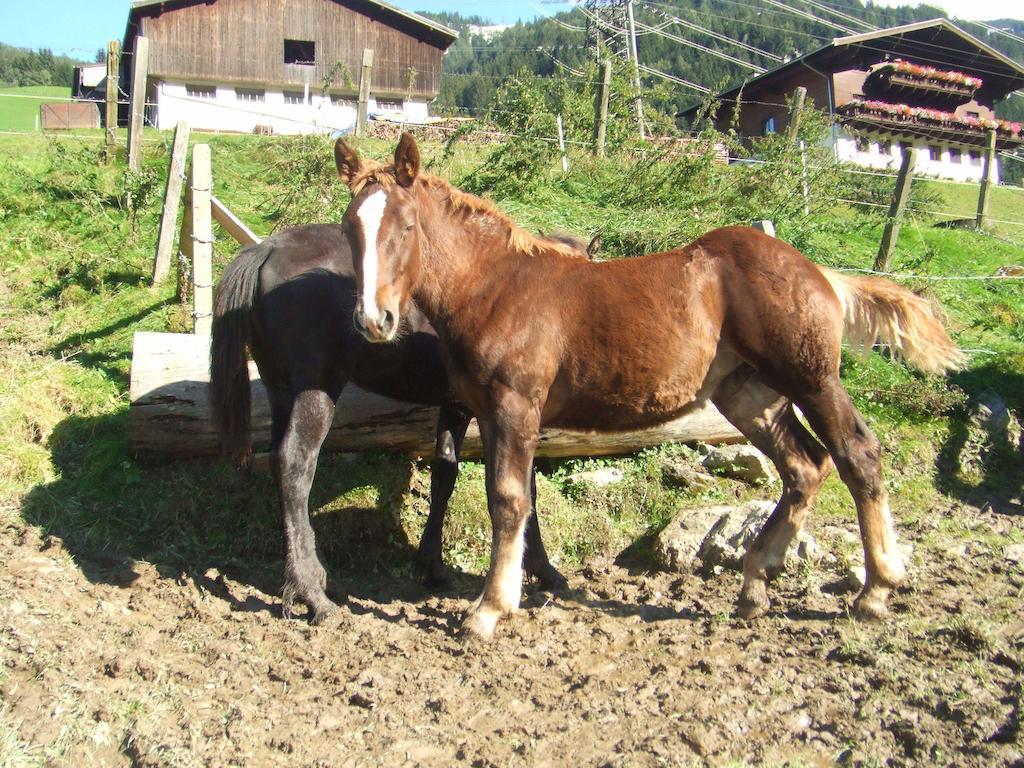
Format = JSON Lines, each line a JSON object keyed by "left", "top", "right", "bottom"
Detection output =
{"left": 210, "top": 241, "right": 271, "bottom": 468}
{"left": 818, "top": 267, "right": 965, "bottom": 375}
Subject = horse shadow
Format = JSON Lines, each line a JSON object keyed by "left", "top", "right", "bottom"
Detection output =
{"left": 935, "top": 362, "right": 1024, "bottom": 515}
{"left": 17, "top": 409, "right": 449, "bottom": 621}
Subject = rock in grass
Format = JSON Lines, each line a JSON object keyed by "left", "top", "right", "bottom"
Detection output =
{"left": 702, "top": 444, "right": 777, "bottom": 485}
{"left": 1004, "top": 543, "right": 1024, "bottom": 569}
{"left": 662, "top": 461, "right": 717, "bottom": 492}
{"left": 565, "top": 467, "right": 624, "bottom": 487}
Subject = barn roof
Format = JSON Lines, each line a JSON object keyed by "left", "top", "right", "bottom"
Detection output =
{"left": 679, "top": 18, "right": 1024, "bottom": 120}
{"left": 128, "top": 0, "right": 459, "bottom": 44}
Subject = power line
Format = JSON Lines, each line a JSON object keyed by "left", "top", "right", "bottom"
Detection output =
{"left": 639, "top": 2, "right": 783, "bottom": 63}
{"left": 637, "top": 63, "right": 710, "bottom": 93}
{"left": 758, "top": 0, "right": 857, "bottom": 35}
{"left": 792, "top": 0, "right": 876, "bottom": 33}
{"left": 635, "top": 21, "right": 766, "bottom": 73}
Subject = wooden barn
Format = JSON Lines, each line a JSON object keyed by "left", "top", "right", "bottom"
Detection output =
{"left": 680, "top": 19, "right": 1024, "bottom": 184}
{"left": 123, "top": 0, "right": 457, "bottom": 134}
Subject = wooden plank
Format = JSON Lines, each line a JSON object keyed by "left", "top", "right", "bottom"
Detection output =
{"left": 976, "top": 129, "right": 997, "bottom": 230}
{"left": 128, "top": 332, "right": 743, "bottom": 459}
{"left": 211, "top": 196, "right": 261, "bottom": 247}
{"left": 874, "top": 147, "right": 916, "bottom": 273}
{"left": 190, "top": 144, "right": 213, "bottom": 335}
{"left": 152, "top": 121, "right": 191, "bottom": 286}
{"left": 356, "top": 48, "right": 373, "bottom": 137}
{"left": 127, "top": 35, "right": 150, "bottom": 172}
{"left": 104, "top": 39, "right": 120, "bottom": 161}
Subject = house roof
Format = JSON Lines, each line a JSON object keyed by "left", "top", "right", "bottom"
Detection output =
{"left": 679, "top": 18, "right": 1024, "bottom": 120}
{"left": 127, "top": 0, "right": 458, "bottom": 44}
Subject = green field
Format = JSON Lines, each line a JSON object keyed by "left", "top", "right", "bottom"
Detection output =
{"left": 921, "top": 177, "right": 1024, "bottom": 241}
{"left": 0, "top": 85, "right": 72, "bottom": 131}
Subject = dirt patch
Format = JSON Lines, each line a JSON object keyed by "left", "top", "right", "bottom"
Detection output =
{"left": 1, "top": 500, "right": 1023, "bottom": 767}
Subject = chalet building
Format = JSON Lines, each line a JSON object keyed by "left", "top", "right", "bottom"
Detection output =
{"left": 123, "top": 0, "right": 457, "bottom": 134}
{"left": 680, "top": 19, "right": 1024, "bottom": 184}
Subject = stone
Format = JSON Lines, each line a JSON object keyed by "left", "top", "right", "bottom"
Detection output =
{"left": 653, "top": 506, "right": 730, "bottom": 573}
{"left": 662, "top": 461, "right": 717, "bottom": 492}
{"left": 653, "top": 500, "right": 819, "bottom": 575}
{"left": 973, "top": 391, "right": 1011, "bottom": 438}
{"left": 1004, "top": 543, "right": 1024, "bottom": 568}
{"left": 565, "top": 467, "right": 624, "bottom": 487}
{"left": 846, "top": 565, "right": 867, "bottom": 591}
{"left": 702, "top": 444, "right": 777, "bottom": 485}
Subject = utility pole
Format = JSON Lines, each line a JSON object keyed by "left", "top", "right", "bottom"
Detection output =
{"left": 625, "top": 0, "right": 645, "bottom": 139}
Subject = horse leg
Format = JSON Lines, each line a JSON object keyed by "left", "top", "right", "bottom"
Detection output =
{"left": 523, "top": 469, "right": 569, "bottom": 590}
{"left": 797, "top": 379, "right": 906, "bottom": 620}
{"left": 416, "top": 403, "right": 471, "bottom": 589}
{"left": 712, "top": 367, "right": 833, "bottom": 619}
{"left": 462, "top": 395, "right": 539, "bottom": 641}
{"left": 273, "top": 387, "right": 338, "bottom": 623}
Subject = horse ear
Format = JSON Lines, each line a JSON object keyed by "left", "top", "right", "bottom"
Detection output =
{"left": 334, "top": 139, "right": 361, "bottom": 187}
{"left": 587, "top": 234, "right": 602, "bottom": 260}
{"left": 394, "top": 132, "right": 420, "bottom": 187}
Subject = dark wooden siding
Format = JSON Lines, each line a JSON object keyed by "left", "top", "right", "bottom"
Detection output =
{"left": 134, "top": 0, "right": 450, "bottom": 97}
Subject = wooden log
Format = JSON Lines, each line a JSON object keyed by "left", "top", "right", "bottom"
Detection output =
{"left": 128, "top": 331, "right": 743, "bottom": 460}
{"left": 152, "top": 121, "right": 190, "bottom": 286}
{"left": 211, "top": 196, "right": 261, "bottom": 246}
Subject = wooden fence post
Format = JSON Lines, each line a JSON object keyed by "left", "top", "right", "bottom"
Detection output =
{"left": 593, "top": 59, "right": 612, "bottom": 158}
{"left": 976, "top": 129, "right": 997, "bottom": 230}
{"left": 356, "top": 48, "right": 374, "bottom": 137}
{"left": 104, "top": 40, "right": 120, "bottom": 162}
{"left": 799, "top": 139, "right": 810, "bottom": 215}
{"left": 786, "top": 86, "right": 807, "bottom": 143}
{"left": 190, "top": 144, "right": 213, "bottom": 335}
{"left": 177, "top": 163, "right": 193, "bottom": 304}
{"left": 127, "top": 35, "right": 150, "bottom": 171}
{"left": 556, "top": 113, "right": 569, "bottom": 173}
{"left": 152, "top": 121, "right": 190, "bottom": 286}
{"left": 875, "top": 147, "right": 916, "bottom": 273}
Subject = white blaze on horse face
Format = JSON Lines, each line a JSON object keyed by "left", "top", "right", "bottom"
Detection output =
{"left": 355, "top": 190, "right": 388, "bottom": 320}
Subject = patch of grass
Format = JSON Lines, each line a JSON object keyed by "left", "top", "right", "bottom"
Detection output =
{"left": 0, "top": 86, "right": 71, "bottom": 132}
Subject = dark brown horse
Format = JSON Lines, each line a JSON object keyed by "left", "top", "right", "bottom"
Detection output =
{"left": 210, "top": 224, "right": 592, "bottom": 622}
{"left": 335, "top": 133, "right": 964, "bottom": 640}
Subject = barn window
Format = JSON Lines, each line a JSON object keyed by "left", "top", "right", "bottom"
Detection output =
{"left": 928, "top": 145, "right": 942, "bottom": 161}
{"left": 968, "top": 150, "right": 982, "bottom": 166}
{"left": 949, "top": 147, "right": 962, "bottom": 164}
{"left": 236, "top": 87, "right": 265, "bottom": 103}
{"left": 375, "top": 99, "right": 402, "bottom": 112}
{"left": 284, "top": 39, "right": 316, "bottom": 66}
{"left": 186, "top": 83, "right": 216, "bottom": 99}
{"left": 760, "top": 115, "right": 776, "bottom": 135}
{"left": 283, "top": 91, "right": 306, "bottom": 105}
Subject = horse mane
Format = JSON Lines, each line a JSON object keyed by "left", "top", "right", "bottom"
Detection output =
{"left": 350, "top": 162, "right": 581, "bottom": 258}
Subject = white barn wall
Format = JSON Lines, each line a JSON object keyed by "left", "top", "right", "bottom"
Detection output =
{"left": 154, "top": 81, "right": 429, "bottom": 134}
{"left": 834, "top": 129, "right": 999, "bottom": 183}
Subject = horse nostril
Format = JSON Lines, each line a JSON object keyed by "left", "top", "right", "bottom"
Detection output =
{"left": 382, "top": 309, "right": 395, "bottom": 334}
{"left": 353, "top": 311, "right": 367, "bottom": 333}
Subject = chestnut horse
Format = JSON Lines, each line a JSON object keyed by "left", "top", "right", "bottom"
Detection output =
{"left": 335, "top": 133, "right": 963, "bottom": 640}
{"left": 210, "top": 224, "right": 594, "bottom": 622}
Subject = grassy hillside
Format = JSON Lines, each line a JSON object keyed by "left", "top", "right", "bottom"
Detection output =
{"left": 0, "top": 85, "right": 71, "bottom": 131}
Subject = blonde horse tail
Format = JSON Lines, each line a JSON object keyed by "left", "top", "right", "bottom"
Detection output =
{"left": 818, "top": 267, "right": 965, "bottom": 375}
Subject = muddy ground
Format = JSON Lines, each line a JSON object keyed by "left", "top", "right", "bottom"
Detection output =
{"left": 1, "top": 495, "right": 1022, "bottom": 767}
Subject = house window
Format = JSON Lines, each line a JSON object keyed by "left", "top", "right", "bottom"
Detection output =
{"left": 928, "top": 145, "right": 942, "bottom": 162}
{"left": 236, "top": 88, "right": 265, "bottom": 103}
{"left": 899, "top": 141, "right": 914, "bottom": 158}
{"left": 855, "top": 135, "right": 870, "bottom": 152}
{"left": 186, "top": 83, "right": 216, "bottom": 99}
{"left": 761, "top": 115, "right": 776, "bottom": 135}
{"left": 949, "top": 147, "right": 962, "bottom": 164}
{"left": 332, "top": 95, "right": 355, "bottom": 108}
{"left": 375, "top": 99, "right": 402, "bottom": 111}
{"left": 965, "top": 111, "right": 979, "bottom": 120}
{"left": 283, "top": 90, "right": 306, "bottom": 105}
{"left": 879, "top": 139, "right": 892, "bottom": 156}
{"left": 968, "top": 150, "right": 982, "bottom": 166}
{"left": 284, "top": 39, "right": 316, "bottom": 65}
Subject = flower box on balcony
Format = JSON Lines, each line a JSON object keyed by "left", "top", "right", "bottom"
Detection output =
{"left": 865, "top": 60, "right": 981, "bottom": 107}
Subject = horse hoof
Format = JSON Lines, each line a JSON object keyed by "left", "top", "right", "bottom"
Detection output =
{"left": 537, "top": 567, "right": 569, "bottom": 592}
{"left": 736, "top": 583, "right": 769, "bottom": 620}
{"left": 852, "top": 591, "right": 889, "bottom": 621}
{"left": 421, "top": 568, "right": 453, "bottom": 592}
{"left": 461, "top": 609, "right": 499, "bottom": 641}
{"left": 309, "top": 601, "right": 339, "bottom": 626}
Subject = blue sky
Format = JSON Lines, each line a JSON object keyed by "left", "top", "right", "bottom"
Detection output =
{"left": 0, "top": 1, "right": 574, "bottom": 59}
{"left": 0, "top": 1, "right": 1018, "bottom": 60}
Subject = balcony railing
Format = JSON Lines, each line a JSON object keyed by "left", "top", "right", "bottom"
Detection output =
{"left": 836, "top": 99, "right": 1024, "bottom": 147}
{"left": 864, "top": 60, "right": 981, "bottom": 108}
